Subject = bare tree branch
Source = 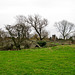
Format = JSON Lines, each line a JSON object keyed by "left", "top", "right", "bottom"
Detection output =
{"left": 54, "top": 20, "right": 75, "bottom": 39}
{"left": 28, "top": 14, "right": 48, "bottom": 40}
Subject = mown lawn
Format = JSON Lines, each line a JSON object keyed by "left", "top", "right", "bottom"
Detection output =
{"left": 0, "top": 45, "right": 75, "bottom": 75}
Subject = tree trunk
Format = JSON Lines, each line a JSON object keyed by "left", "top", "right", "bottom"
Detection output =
{"left": 63, "top": 36, "right": 66, "bottom": 40}
{"left": 39, "top": 35, "right": 42, "bottom": 40}
{"left": 16, "top": 44, "right": 21, "bottom": 50}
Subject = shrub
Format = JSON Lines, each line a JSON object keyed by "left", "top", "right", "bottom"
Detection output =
{"left": 0, "top": 44, "right": 13, "bottom": 50}
{"left": 24, "top": 41, "right": 31, "bottom": 49}
{"left": 37, "top": 41, "right": 46, "bottom": 47}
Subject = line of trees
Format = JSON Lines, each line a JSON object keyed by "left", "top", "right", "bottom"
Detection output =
{"left": 5, "top": 15, "right": 48, "bottom": 50}
{"left": 0, "top": 14, "right": 75, "bottom": 50}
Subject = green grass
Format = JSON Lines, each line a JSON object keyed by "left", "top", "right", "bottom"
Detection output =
{"left": 0, "top": 45, "right": 75, "bottom": 75}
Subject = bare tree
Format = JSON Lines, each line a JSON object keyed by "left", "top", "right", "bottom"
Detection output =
{"left": 28, "top": 15, "right": 48, "bottom": 40}
{"left": 54, "top": 20, "right": 75, "bottom": 39}
{"left": 5, "top": 15, "right": 31, "bottom": 50}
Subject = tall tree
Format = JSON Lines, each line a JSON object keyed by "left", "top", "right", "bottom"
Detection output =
{"left": 55, "top": 20, "right": 75, "bottom": 39}
{"left": 5, "top": 15, "right": 31, "bottom": 50}
{"left": 28, "top": 15, "right": 48, "bottom": 40}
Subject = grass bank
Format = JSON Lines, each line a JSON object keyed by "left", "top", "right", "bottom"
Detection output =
{"left": 0, "top": 45, "right": 75, "bottom": 75}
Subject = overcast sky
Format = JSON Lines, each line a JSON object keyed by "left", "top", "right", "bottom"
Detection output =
{"left": 0, "top": 0, "right": 75, "bottom": 36}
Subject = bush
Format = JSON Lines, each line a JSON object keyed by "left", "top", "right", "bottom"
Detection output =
{"left": 37, "top": 41, "right": 46, "bottom": 47}
{"left": 24, "top": 41, "right": 31, "bottom": 49}
{"left": 0, "top": 44, "right": 13, "bottom": 51}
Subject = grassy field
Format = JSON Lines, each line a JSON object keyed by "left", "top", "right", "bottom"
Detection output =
{"left": 0, "top": 45, "right": 75, "bottom": 75}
